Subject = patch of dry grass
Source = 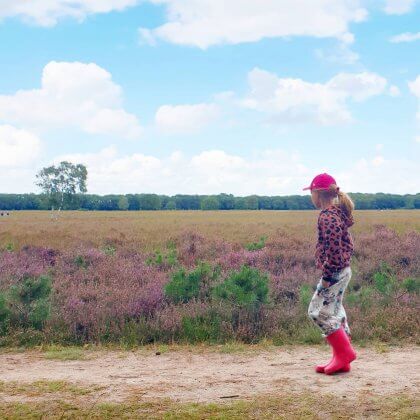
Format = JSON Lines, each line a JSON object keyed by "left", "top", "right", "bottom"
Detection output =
{"left": 0, "top": 380, "right": 102, "bottom": 397}
{"left": 42, "top": 346, "right": 90, "bottom": 361}
{"left": 0, "top": 392, "right": 417, "bottom": 419}
{"left": 1, "top": 210, "right": 419, "bottom": 251}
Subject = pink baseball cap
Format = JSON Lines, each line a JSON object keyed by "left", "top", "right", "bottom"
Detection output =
{"left": 303, "top": 173, "right": 337, "bottom": 191}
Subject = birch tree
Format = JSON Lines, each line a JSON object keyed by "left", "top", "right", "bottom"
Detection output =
{"left": 35, "top": 161, "right": 87, "bottom": 211}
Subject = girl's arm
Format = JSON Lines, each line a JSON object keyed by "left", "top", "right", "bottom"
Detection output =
{"left": 318, "top": 212, "right": 342, "bottom": 284}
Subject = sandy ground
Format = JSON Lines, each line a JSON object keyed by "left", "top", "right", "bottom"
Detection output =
{"left": 0, "top": 346, "right": 419, "bottom": 404}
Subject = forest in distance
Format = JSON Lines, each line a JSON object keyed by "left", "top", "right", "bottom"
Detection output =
{"left": 1, "top": 192, "right": 420, "bottom": 211}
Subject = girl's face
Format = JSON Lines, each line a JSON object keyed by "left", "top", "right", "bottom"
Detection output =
{"left": 312, "top": 189, "right": 336, "bottom": 209}
{"left": 311, "top": 190, "right": 321, "bottom": 209}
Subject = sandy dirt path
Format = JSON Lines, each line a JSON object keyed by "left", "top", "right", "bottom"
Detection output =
{"left": 0, "top": 346, "right": 419, "bottom": 404}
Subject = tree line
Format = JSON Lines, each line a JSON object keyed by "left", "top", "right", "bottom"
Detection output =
{"left": 1, "top": 162, "right": 418, "bottom": 211}
{"left": 0, "top": 192, "right": 419, "bottom": 211}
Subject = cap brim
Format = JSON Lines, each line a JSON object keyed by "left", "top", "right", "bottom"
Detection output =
{"left": 302, "top": 186, "right": 311, "bottom": 191}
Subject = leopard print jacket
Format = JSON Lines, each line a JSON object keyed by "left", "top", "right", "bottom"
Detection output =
{"left": 315, "top": 204, "right": 354, "bottom": 279}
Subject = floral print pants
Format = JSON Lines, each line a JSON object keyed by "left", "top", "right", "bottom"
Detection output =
{"left": 308, "top": 266, "right": 352, "bottom": 337}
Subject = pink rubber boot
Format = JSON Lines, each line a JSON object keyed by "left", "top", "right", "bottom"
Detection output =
{"left": 316, "top": 349, "right": 350, "bottom": 373}
{"left": 316, "top": 335, "right": 352, "bottom": 373}
{"left": 324, "top": 327, "right": 356, "bottom": 375}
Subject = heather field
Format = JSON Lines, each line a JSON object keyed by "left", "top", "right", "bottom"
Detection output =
{"left": 1, "top": 209, "right": 419, "bottom": 250}
{"left": 0, "top": 210, "right": 418, "bottom": 347}
{"left": 0, "top": 210, "right": 419, "bottom": 418}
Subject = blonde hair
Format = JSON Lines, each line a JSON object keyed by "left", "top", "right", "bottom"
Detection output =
{"left": 314, "top": 184, "right": 354, "bottom": 217}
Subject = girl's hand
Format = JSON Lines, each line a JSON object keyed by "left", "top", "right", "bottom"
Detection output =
{"left": 321, "top": 278, "right": 331, "bottom": 288}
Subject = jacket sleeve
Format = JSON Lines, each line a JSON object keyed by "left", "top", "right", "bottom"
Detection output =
{"left": 318, "top": 212, "right": 342, "bottom": 279}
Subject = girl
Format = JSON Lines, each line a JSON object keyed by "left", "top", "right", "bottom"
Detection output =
{"left": 303, "top": 173, "right": 356, "bottom": 375}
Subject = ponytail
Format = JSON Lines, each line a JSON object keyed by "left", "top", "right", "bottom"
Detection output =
{"left": 318, "top": 184, "right": 354, "bottom": 218}
{"left": 337, "top": 189, "right": 354, "bottom": 218}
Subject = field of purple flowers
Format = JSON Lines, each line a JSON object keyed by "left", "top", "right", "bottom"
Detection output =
{"left": 0, "top": 224, "right": 418, "bottom": 347}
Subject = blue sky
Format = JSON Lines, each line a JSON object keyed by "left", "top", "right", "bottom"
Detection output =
{"left": 0, "top": 0, "right": 419, "bottom": 195}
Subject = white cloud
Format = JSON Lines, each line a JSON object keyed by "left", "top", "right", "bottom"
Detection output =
{"left": 408, "top": 75, "right": 420, "bottom": 120}
{"left": 408, "top": 75, "right": 420, "bottom": 97}
{"left": 52, "top": 146, "right": 311, "bottom": 195}
{"left": 139, "top": 0, "right": 367, "bottom": 48}
{"left": 83, "top": 109, "right": 142, "bottom": 138}
{"left": 191, "top": 150, "right": 245, "bottom": 171}
{"left": 384, "top": 0, "right": 416, "bottom": 15}
{"left": 4, "top": 141, "right": 419, "bottom": 195}
{"left": 409, "top": 76, "right": 420, "bottom": 144}
{"left": 327, "top": 72, "right": 388, "bottom": 101}
{"left": 415, "top": 136, "right": 420, "bottom": 143}
{"left": 315, "top": 43, "right": 359, "bottom": 65}
{"left": 388, "top": 85, "right": 401, "bottom": 97}
{"left": 390, "top": 32, "right": 420, "bottom": 43}
{"left": 49, "top": 146, "right": 420, "bottom": 195}
{"left": 213, "top": 91, "right": 235, "bottom": 102}
{"left": 241, "top": 68, "right": 388, "bottom": 125}
{"left": 155, "top": 103, "right": 220, "bottom": 133}
{"left": 138, "top": 27, "right": 157, "bottom": 46}
{"left": 338, "top": 156, "right": 420, "bottom": 194}
{"left": 0, "top": 0, "right": 139, "bottom": 26}
{"left": 0, "top": 125, "right": 41, "bottom": 167}
{"left": 0, "top": 61, "right": 142, "bottom": 139}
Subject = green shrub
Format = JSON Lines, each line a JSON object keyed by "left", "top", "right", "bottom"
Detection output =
{"left": 165, "top": 263, "right": 219, "bottom": 303}
{"left": 245, "top": 236, "right": 267, "bottom": 251}
{"left": 27, "top": 298, "right": 51, "bottom": 330}
{"left": 147, "top": 250, "right": 164, "bottom": 266}
{"left": 373, "top": 266, "right": 396, "bottom": 297}
{"left": 102, "top": 245, "right": 116, "bottom": 256}
{"left": 346, "top": 286, "right": 375, "bottom": 313}
{"left": 402, "top": 278, "right": 420, "bottom": 294}
{"left": 166, "top": 243, "right": 178, "bottom": 267}
{"left": 74, "top": 255, "right": 88, "bottom": 269}
{"left": 212, "top": 265, "right": 269, "bottom": 307}
{"left": 296, "top": 323, "right": 324, "bottom": 345}
{"left": 9, "top": 275, "right": 51, "bottom": 305}
{"left": 4, "top": 242, "right": 14, "bottom": 252}
{"left": 181, "top": 314, "right": 221, "bottom": 343}
{"left": 0, "top": 328, "right": 46, "bottom": 347}
{"left": 1, "top": 275, "right": 52, "bottom": 333}
{"left": 0, "top": 294, "right": 10, "bottom": 334}
{"left": 119, "top": 319, "right": 156, "bottom": 348}
{"left": 146, "top": 242, "right": 178, "bottom": 268}
{"left": 299, "top": 284, "right": 313, "bottom": 309}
